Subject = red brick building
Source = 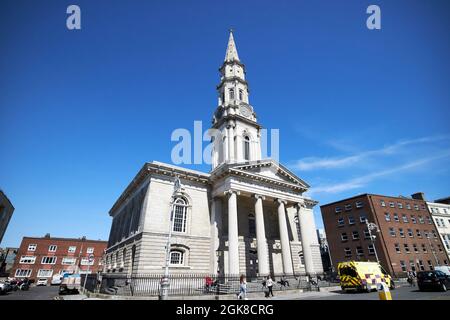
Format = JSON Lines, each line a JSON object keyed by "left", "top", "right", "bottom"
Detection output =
{"left": 321, "top": 193, "right": 449, "bottom": 276}
{"left": 11, "top": 235, "right": 107, "bottom": 282}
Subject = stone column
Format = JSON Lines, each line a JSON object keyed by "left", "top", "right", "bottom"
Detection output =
{"left": 226, "top": 190, "right": 240, "bottom": 275}
{"left": 210, "top": 198, "right": 222, "bottom": 274}
{"left": 254, "top": 194, "right": 269, "bottom": 276}
{"left": 297, "top": 200, "right": 320, "bottom": 275}
{"left": 276, "top": 199, "right": 293, "bottom": 274}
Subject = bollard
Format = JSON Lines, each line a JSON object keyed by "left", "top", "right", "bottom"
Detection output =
{"left": 378, "top": 282, "right": 392, "bottom": 300}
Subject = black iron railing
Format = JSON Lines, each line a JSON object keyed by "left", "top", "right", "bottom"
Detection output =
{"left": 88, "top": 272, "right": 338, "bottom": 297}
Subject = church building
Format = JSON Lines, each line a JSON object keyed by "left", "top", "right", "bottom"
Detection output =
{"left": 104, "top": 32, "right": 323, "bottom": 277}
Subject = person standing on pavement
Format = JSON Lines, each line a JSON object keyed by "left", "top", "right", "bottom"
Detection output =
{"left": 238, "top": 275, "right": 247, "bottom": 300}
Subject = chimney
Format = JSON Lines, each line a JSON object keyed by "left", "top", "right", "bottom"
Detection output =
{"left": 44, "top": 233, "right": 51, "bottom": 238}
{"left": 411, "top": 192, "right": 426, "bottom": 201}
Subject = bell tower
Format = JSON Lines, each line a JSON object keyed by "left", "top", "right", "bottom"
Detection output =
{"left": 211, "top": 31, "right": 262, "bottom": 171}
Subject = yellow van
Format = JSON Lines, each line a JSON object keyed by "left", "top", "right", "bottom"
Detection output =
{"left": 338, "top": 261, "right": 395, "bottom": 292}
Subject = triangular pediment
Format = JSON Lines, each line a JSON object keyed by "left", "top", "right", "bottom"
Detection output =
{"left": 230, "top": 160, "right": 310, "bottom": 189}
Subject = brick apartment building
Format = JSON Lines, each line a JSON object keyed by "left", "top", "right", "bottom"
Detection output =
{"left": 11, "top": 234, "right": 107, "bottom": 281}
{"left": 321, "top": 193, "right": 449, "bottom": 276}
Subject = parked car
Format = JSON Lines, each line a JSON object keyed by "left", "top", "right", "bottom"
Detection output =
{"left": 0, "top": 282, "right": 10, "bottom": 295}
{"left": 417, "top": 270, "right": 450, "bottom": 291}
{"left": 51, "top": 274, "right": 63, "bottom": 286}
{"left": 36, "top": 278, "right": 48, "bottom": 286}
{"left": 434, "top": 266, "right": 450, "bottom": 277}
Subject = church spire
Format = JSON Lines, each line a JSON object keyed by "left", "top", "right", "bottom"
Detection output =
{"left": 224, "top": 29, "right": 240, "bottom": 62}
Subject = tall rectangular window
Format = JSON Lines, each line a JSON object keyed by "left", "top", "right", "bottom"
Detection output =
{"left": 229, "top": 88, "right": 234, "bottom": 100}
{"left": 239, "top": 89, "right": 243, "bottom": 100}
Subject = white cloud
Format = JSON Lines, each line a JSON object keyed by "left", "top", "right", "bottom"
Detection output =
{"left": 307, "top": 151, "right": 450, "bottom": 196}
{"left": 293, "top": 135, "right": 450, "bottom": 171}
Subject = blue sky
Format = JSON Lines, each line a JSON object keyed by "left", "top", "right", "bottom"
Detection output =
{"left": 1, "top": 0, "right": 449, "bottom": 247}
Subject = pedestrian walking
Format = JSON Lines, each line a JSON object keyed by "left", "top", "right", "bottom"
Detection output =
{"left": 237, "top": 275, "right": 247, "bottom": 300}
{"left": 266, "top": 275, "right": 274, "bottom": 297}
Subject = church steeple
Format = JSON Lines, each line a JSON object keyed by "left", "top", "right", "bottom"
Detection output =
{"left": 210, "top": 31, "right": 262, "bottom": 171}
{"left": 224, "top": 30, "right": 240, "bottom": 62}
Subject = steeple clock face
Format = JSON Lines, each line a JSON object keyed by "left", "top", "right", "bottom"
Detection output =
{"left": 239, "top": 104, "right": 252, "bottom": 118}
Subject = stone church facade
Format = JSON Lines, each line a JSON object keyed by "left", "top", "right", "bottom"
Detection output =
{"left": 104, "top": 32, "right": 323, "bottom": 277}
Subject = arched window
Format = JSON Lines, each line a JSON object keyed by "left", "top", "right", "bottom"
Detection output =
{"left": 243, "top": 136, "right": 250, "bottom": 161}
{"left": 173, "top": 197, "right": 188, "bottom": 233}
{"left": 248, "top": 214, "right": 256, "bottom": 237}
{"left": 229, "top": 88, "right": 235, "bottom": 100}
{"left": 169, "top": 249, "right": 184, "bottom": 265}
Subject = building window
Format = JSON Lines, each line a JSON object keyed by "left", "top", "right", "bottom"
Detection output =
{"left": 37, "top": 269, "right": 53, "bottom": 278}
{"left": 432, "top": 230, "right": 438, "bottom": 239}
{"left": 414, "top": 204, "right": 419, "bottom": 211}
{"left": 368, "top": 244, "right": 375, "bottom": 255}
{"left": 19, "top": 256, "right": 36, "bottom": 264}
{"left": 427, "top": 217, "right": 432, "bottom": 225}
{"left": 15, "top": 269, "right": 32, "bottom": 277}
{"left": 380, "top": 200, "right": 386, "bottom": 207}
{"left": 385, "top": 213, "right": 391, "bottom": 222}
{"left": 248, "top": 214, "right": 256, "bottom": 237}
{"left": 344, "top": 248, "right": 352, "bottom": 257}
{"left": 48, "top": 245, "right": 57, "bottom": 252}
{"left": 418, "top": 260, "right": 425, "bottom": 271}
{"left": 418, "top": 216, "right": 424, "bottom": 224}
{"left": 421, "top": 244, "right": 427, "bottom": 253}
{"left": 173, "top": 197, "right": 188, "bottom": 233}
{"left": 41, "top": 256, "right": 57, "bottom": 264}
{"left": 400, "top": 261, "right": 407, "bottom": 272}
{"left": 81, "top": 258, "right": 95, "bottom": 266}
{"left": 389, "top": 227, "right": 396, "bottom": 237}
{"left": 393, "top": 213, "right": 399, "bottom": 222}
{"left": 359, "top": 214, "right": 367, "bottom": 223}
{"left": 229, "top": 88, "right": 234, "bottom": 100}
{"left": 169, "top": 250, "right": 184, "bottom": 265}
{"left": 239, "top": 89, "right": 243, "bottom": 100}
{"left": 348, "top": 216, "right": 355, "bottom": 225}
{"left": 398, "top": 203, "right": 403, "bottom": 209}
{"left": 416, "top": 229, "right": 422, "bottom": 238}
{"left": 399, "top": 228, "right": 404, "bottom": 237}
{"left": 427, "top": 260, "right": 434, "bottom": 270}
{"left": 410, "top": 260, "right": 416, "bottom": 272}
{"left": 243, "top": 136, "right": 250, "bottom": 161}
{"left": 394, "top": 244, "right": 401, "bottom": 253}
{"left": 356, "top": 246, "right": 364, "bottom": 256}
{"left": 421, "top": 204, "right": 426, "bottom": 210}
{"left": 87, "top": 247, "right": 94, "bottom": 254}
{"left": 345, "top": 204, "right": 352, "bottom": 211}
{"left": 389, "top": 202, "right": 395, "bottom": 208}
{"left": 62, "top": 257, "right": 76, "bottom": 265}
{"left": 341, "top": 233, "right": 348, "bottom": 242}
{"left": 355, "top": 201, "right": 364, "bottom": 208}
{"left": 402, "top": 214, "right": 408, "bottom": 223}
{"left": 337, "top": 217, "right": 344, "bottom": 227}
{"left": 335, "top": 206, "right": 342, "bottom": 213}
{"left": 352, "top": 231, "right": 360, "bottom": 240}
{"left": 27, "top": 244, "right": 37, "bottom": 251}
{"left": 404, "top": 244, "right": 410, "bottom": 253}
{"left": 407, "top": 229, "right": 413, "bottom": 237}
{"left": 406, "top": 203, "right": 411, "bottom": 210}
{"left": 68, "top": 246, "right": 76, "bottom": 253}
{"left": 411, "top": 216, "right": 417, "bottom": 224}
{"left": 364, "top": 229, "right": 371, "bottom": 239}
{"left": 413, "top": 244, "right": 419, "bottom": 253}
{"left": 438, "top": 244, "right": 443, "bottom": 252}
{"left": 424, "top": 231, "right": 429, "bottom": 239}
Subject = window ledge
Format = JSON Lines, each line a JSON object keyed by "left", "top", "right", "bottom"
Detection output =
{"left": 163, "top": 265, "right": 192, "bottom": 270}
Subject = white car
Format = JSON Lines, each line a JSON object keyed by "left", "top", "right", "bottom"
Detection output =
{"left": 435, "top": 266, "right": 450, "bottom": 277}
{"left": 36, "top": 278, "right": 48, "bottom": 286}
{"left": 51, "top": 275, "right": 62, "bottom": 285}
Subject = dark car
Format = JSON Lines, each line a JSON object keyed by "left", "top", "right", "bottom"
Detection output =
{"left": 417, "top": 270, "right": 450, "bottom": 292}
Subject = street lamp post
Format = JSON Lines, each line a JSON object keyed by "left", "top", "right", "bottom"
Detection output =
{"left": 366, "top": 219, "right": 381, "bottom": 265}
{"left": 159, "top": 176, "right": 182, "bottom": 300}
{"left": 427, "top": 235, "right": 439, "bottom": 266}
